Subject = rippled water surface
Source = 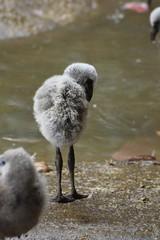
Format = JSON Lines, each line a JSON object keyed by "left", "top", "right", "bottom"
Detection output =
{"left": 0, "top": 1, "right": 160, "bottom": 164}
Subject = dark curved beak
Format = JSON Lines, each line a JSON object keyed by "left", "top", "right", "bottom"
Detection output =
{"left": 147, "top": 0, "right": 151, "bottom": 8}
{"left": 150, "top": 26, "right": 158, "bottom": 42}
{"left": 85, "top": 79, "right": 93, "bottom": 102}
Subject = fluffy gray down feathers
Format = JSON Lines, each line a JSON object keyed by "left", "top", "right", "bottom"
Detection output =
{"left": 0, "top": 147, "right": 46, "bottom": 239}
{"left": 33, "top": 63, "right": 98, "bottom": 147}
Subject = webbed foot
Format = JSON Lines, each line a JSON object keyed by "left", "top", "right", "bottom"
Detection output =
{"left": 67, "top": 192, "right": 88, "bottom": 200}
{"left": 50, "top": 195, "right": 74, "bottom": 203}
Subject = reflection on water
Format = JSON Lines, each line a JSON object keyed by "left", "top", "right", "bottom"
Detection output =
{"left": 0, "top": 1, "right": 160, "bottom": 164}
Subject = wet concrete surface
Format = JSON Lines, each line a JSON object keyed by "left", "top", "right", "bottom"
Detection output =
{"left": 9, "top": 159, "right": 160, "bottom": 240}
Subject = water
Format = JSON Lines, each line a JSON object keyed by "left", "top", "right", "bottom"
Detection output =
{"left": 0, "top": 1, "right": 160, "bottom": 164}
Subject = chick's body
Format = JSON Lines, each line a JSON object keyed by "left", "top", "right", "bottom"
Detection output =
{"left": 34, "top": 75, "right": 89, "bottom": 148}
{"left": 0, "top": 148, "right": 46, "bottom": 239}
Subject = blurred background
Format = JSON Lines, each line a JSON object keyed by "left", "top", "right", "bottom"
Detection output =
{"left": 0, "top": 0, "right": 160, "bottom": 164}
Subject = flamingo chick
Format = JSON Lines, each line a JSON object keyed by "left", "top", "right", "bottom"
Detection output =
{"left": 0, "top": 147, "right": 46, "bottom": 240}
{"left": 150, "top": 7, "right": 160, "bottom": 41}
{"left": 33, "top": 63, "right": 98, "bottom": 203}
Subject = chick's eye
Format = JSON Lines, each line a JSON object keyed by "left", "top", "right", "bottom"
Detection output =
{"left": 0, "top": 158, "right": 5, "bottom": 166}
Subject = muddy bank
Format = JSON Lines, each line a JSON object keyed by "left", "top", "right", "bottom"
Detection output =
{"left": 112, "top": 136, "right": 160, "bottom": 161}
{"left": 9, "top": 160, "right": 160, "bottom": 240}
{"left": 0, "top": 0, "right": 99, "bottom": 39}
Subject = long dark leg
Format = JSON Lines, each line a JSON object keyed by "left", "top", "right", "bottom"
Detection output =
{"left": 67, "top": 145, "right": 88, "bottom": 200}
{"left": 50, "top": 147, "right": 74, "bottom": 203}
